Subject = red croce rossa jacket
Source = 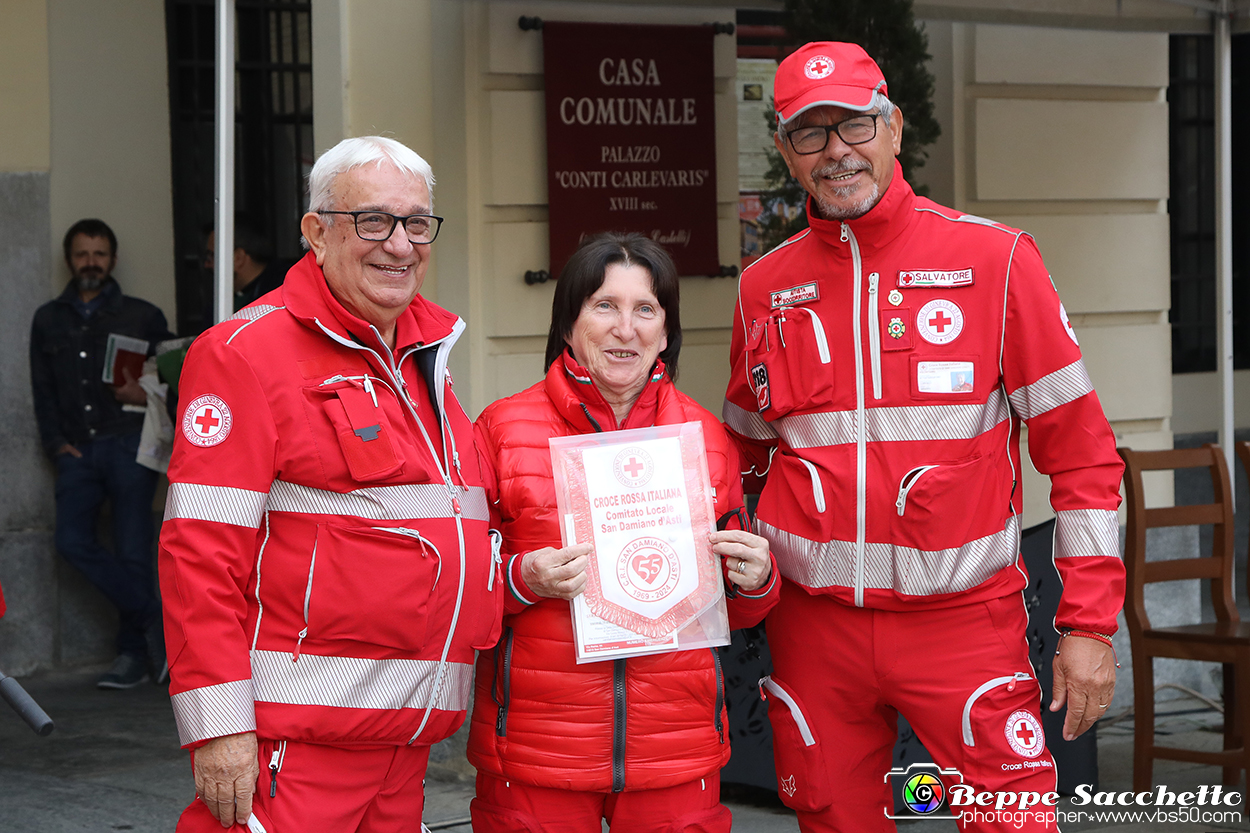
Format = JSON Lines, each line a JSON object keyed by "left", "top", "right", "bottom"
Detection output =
{"left": 467, "top": 352, "right": 779, "bottom": 792}
{"left": 724, "top": 163, "right": 1124, "bottom": 635}
{"left": 160, "top": 253, "right": 502, "bottom": 751}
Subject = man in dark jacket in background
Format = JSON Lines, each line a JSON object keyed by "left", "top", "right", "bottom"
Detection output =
{"left": 29, "top": 218, "right": 174, "bottom": 689}
{"left": 203, "top": 221, "right": 288, "bottom": 312}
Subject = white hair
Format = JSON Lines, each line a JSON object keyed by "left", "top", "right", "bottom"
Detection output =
{"left": 779, "top": 90, "right": 896, "bottom": 134}
{"left": 307, "top": 136, "right": 436, "bottom": 213}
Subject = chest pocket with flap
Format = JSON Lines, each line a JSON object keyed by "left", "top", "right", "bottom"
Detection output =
{"left": 316, "top": 376, "right": 403, "bottom": 481}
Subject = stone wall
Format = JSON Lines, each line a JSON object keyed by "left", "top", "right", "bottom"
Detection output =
{"left": 0, "top": 171, "right": 116, "bottom": 676}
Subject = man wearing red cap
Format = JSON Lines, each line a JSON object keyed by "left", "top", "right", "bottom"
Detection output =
{"left": 723, "top": 43, "right": 1124, "bottom": 831}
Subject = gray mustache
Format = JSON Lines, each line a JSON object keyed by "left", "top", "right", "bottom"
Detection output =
{"left": 813, "top": 160, "right": 871, "bottom": 178}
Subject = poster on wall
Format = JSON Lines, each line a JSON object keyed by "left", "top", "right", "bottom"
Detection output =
{"left": 736, "top": 58, "right": 777, "bottom": 193}
{"left": 542, "top": 21, "right": 720, "bottom": 278}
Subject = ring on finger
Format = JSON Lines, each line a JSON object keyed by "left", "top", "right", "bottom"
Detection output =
{"left": 736, "top": 558, "right": 747, "bottom": 573}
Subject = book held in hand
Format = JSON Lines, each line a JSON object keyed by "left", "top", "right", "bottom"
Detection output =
{"left": 102, "top": 333, "right": 149, "bottom": 385}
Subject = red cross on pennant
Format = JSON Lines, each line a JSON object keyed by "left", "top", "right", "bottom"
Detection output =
{"left": 195, "top": 408, "right": 220, "bottom": 435}
{"left": 624, "top": 457, "right": 645, "bottom": 478}
{"left": 928, "top": 310, "right": 953, "bottom": 333}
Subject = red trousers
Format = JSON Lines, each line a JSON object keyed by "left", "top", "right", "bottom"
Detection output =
{"left": 176, "top": 740, "right": 430, "bottom": 832}
{"left": 470, "top": 772, "right": 732, "bottom": 832}
{"left": 765, "top": 580, "right": 1059, "bottom": 833}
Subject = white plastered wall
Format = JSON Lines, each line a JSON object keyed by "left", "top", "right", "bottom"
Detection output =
{"left": 466, "top": 1, "right": 740, "bottom": 417}
{"left": 920, "top": 22, "right": 1173, "bottom": 523}
{"left": 47, "top": 0, "right": 176, "bottom": 323}
{"left": 311, "top": 0, "right": 740, "bottom": 417}
{"left": 0, "top": 0, "right": 51, "bottom": 174}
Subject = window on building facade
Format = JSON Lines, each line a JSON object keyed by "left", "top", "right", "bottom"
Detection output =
{"left": 165, "top": 0, "right": 313, "bottom": 335}
{"left": 1168, "top": 34, "right": 1249, "bottom": 374}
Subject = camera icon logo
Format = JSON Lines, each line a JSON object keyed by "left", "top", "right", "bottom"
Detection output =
{"left": 902, "top": 771, "right": 945, "bottom": 814}
{"left": 883, "top": 762, "right": 964, "bottom": 820}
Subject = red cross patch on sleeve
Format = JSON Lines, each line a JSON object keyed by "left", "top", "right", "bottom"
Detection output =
{"left": 182, "top": 395, "right": 234, "bottom": 448}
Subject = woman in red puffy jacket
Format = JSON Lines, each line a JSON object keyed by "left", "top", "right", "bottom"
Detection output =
{"left": 467, "top": 233, "right": 779, "bottom": 832}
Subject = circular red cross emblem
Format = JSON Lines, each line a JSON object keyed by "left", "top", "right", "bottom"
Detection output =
{"left": 182, "top": 394, "right": 233, "bottom": 448}
{"left": 916, "top": 299, "right": 965, "bottom": 345}
{"left": 804, "top": 55, "right": 835, "bottom": 79}
{"left": 613, "top": 446, "right": 654, "bottom": 488}
{"left": 1005, "top": 710, "right": 1045, "bottom": 758}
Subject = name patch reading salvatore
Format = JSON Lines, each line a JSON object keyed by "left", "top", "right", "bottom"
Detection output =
{"left": 897, "top": 268, "right": 975, "bottom": 288}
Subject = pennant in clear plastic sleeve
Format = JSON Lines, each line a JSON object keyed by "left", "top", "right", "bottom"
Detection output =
{"left": 550, "top": 422, "right": 729, "bottom": 663}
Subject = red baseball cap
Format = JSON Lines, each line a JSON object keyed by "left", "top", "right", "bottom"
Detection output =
{"left": 774, "top": 42, "right": 888, "bottom": 124}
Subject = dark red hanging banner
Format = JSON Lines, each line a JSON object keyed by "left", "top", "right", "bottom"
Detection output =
{"left": 542, "top": 21, "right": 719, "bottom": 278}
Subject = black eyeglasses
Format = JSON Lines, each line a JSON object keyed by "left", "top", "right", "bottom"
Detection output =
{"left": 318, "top": 210, "right": 444, "bottom": 244}
{"left": 785, "top": 114, "right": 880, "bottom": 155}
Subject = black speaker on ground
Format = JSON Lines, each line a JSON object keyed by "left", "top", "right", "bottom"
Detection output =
{"left": 719, "top": 625, "right": 777, "bottom": 791}
{"left": 721, "top": 518, "right": 1098, "bottom": 797}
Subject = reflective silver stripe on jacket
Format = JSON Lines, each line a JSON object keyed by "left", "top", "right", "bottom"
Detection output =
{"left": 266, "top": 481, "right": 489, "bottom": 522}
{"left": 770, "top": 390, "right": 1011, "bottom": 451}
{"left": 724, "top": 391, "right": 1010, "bottom": 450}
{"left": 165, "top": 483, "right": 269, "bottom": 529}
{"left": 228, "top": 304, "right": 282, "bottom": 323}
{"left": 1054, "top": 508, "right": 1121, "bottom": 559}
{"left": 226, "top": 305, "right": 285, "bottom": 344}
{"left": 170, "top": 678, "right": 257, "bottom": 746}
{"left": 250, "top": 649, "right": 474, "bottom": 713}
{"left": 722, "top": 399, "right": 779, "bottom": 442}
{"left": 1007, "top": 360, "right": 1093, "bottom": 421}
{"left": 759, "top": 515, "right": 1021, "bottom": 595}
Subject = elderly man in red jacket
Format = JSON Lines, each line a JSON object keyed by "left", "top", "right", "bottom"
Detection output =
{"left": 160, "top": 136, "right": 502, "bottom": 831}
{"left": 723, "top": 43, "right": 1124, "bottom": 832}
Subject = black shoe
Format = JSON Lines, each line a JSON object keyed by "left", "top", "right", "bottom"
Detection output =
{"left": 97, "top": 654, "right": 150, "bottom": 690}
{"left": 145, "top": 616, "right": 169, "bottom": 685}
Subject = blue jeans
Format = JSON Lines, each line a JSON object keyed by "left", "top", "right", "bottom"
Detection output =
{"left": 54, "top": 431, "right": 160, "bottom": 658}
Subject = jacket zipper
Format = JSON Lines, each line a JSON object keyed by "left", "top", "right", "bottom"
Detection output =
{"left": 612, "top": 658, "right": 627, "bottom": 792}
{"left": 868, "top": 272, "right": 882, "bottom": 400}
{"left": 251, "top": 512, "right": 273, "bottom": 651}
{"left": 318, "top": 373, "right": 391, "bottom": 405}
{"left": 494, "top": 628, "right": 514, "bottom": 737}
{"left": 310, "top": 317, "right": 470, "bottom": 746}
{"left": 371, "top": 526, "right": 443, "bottom": 589}
{"left": 760, "top": 676, "right": 816, "bottom": 746}
{"left": 962, "top": 672, "right": 1034, "bottom": 746}
{"left": 267, "top": 741, "right": 287, "bottom": 797}
{"left": 895, "top": 465, "right": 940, "bottom": 516}
{"left": 775, "top": 307, "right": 832, "bottom": 364}
{"left": 293, "top": 540, "right": 317, "bottom": 662}
{"left": 843, "top": 222, "right": 868, "bottom": 608}
{"left": 798, "top": 458, "right": 826, "bottom": 513}
{"left": 711, "top": 648, "right": 725, "bottom": 743}
{"left": 488, "top": 530, "right": 503, "bottom": 591}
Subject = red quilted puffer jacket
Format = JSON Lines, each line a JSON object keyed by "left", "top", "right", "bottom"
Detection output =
{"left": 467, "top": 351, "right": 779, "bottom": 792}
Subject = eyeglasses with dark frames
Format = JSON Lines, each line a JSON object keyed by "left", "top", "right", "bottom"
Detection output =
{"left": 785, "top": 114, "right": 880, "bottom": 155}
{"left": 317, "top": 210, "right": 444, "bottom": 244}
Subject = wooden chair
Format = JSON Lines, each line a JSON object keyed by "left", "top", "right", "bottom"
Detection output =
{"left": 1118, "top": 443, "right": 1250, "bottom": 795}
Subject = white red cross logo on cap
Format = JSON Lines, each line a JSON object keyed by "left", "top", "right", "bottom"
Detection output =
{"left": 182, "top": 394, "right": 233, "bottom": 448}
{"left": 804, "top": 56, "right": 835, "bottom": 79}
